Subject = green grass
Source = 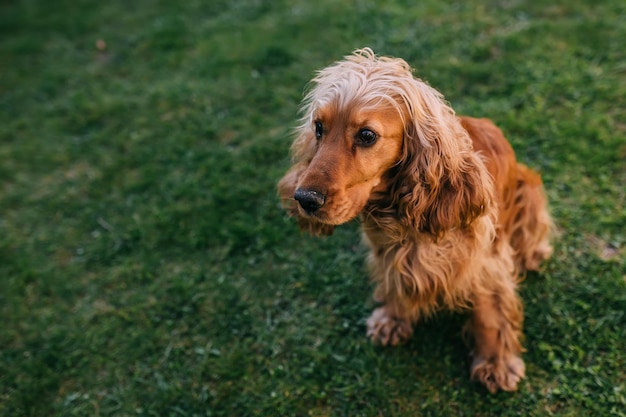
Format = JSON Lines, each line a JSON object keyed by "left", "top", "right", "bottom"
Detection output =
{"left": 1, "top": 0, "right": 625, "bottom": 415}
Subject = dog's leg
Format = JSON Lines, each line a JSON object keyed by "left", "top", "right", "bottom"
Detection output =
{"left": 510, "top": 164, "right": 554, "bottom": 272}
{"left": 467, "top": 285, "right": 525, "bottom": 393}
{"left": 366, "top": 303, "right": 413, "bottom": 346}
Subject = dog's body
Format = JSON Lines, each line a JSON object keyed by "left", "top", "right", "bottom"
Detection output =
{"left": 278, "top": 49, "right": 553, "bottom": 393}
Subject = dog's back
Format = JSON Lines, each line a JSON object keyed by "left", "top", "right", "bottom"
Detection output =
{"left": 460, "top": 116, "right": 553, "bottom": 273}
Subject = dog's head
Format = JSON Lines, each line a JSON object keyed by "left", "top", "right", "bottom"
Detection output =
{"left": 280, "top": 48, "right": 492, "bottom": 237}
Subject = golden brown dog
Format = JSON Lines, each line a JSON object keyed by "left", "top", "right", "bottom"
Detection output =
{"left": 278, "top": 48, "right": 553, "bottom": 393}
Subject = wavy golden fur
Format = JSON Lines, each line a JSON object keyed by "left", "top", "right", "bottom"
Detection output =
{"left": 277, "top": 48, "right": 553, "bottom": 393}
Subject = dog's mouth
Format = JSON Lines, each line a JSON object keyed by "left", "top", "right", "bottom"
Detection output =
{"left": 297, "top": 207, "right": 355, "bottom": 226}
{"left": 298, "top": 209, "right": 334, "bottom": 225}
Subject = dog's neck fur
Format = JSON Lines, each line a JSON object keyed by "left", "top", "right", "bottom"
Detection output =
{"left": 360, "top": 208, "right": 499, "bottom": 319}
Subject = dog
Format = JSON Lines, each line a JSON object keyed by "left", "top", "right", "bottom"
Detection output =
{"left": 277, "top": 48, "right": 553, "bottom": 393}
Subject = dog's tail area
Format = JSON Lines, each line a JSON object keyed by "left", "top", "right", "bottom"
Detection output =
{"left": 509, "top": 164, "right": 554, "bottom": 272}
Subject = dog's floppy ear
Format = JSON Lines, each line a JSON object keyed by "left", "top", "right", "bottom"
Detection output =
{"left": 391, "top": 80, "right": 493, "bottom": 239}
{"left": 277, "top": 131, "right": 335, "bottom": 237}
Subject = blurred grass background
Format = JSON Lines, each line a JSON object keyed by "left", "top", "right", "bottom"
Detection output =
{"left": 1, "top": 0, "right": 625, "bottom": 415}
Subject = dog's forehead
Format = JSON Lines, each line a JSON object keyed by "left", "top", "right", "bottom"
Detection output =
{"left": 310, "top": 67, "right": 397, "bottom": 109}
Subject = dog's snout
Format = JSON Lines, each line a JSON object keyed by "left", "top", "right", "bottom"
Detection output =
{"left": 294, "top": 188, "right": 325, "bottom": 213}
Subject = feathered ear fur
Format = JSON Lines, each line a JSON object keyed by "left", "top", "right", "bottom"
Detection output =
{"left": 277, "top": 131, "right": 335, "bottom": 236}
{"left": 390, "top": 78, "right": 494, "bottom": 239}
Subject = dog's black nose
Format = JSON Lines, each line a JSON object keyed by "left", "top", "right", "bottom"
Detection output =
{"left": 294, "top": 188, "right": 325, "bottom": 213}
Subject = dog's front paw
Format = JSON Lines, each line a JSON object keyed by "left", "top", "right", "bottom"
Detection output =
{"left": 366, "top": 306, "right": 413, "bottom": 346}
{"left": 470, "top": 353, "right": 525, "bottom": 393}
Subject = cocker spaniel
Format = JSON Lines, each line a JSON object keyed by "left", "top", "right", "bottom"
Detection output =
{"left": 277, "top": 48, "right": 553, "bottom": 393}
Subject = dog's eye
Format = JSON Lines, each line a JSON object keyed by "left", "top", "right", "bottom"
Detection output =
{"left": 314, "top": 121, "right": 323, "bottom": 140}
{"left": 356, "top": 128, "right": 377, "bottom": 146}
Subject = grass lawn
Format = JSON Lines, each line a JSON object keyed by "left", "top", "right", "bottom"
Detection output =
{"left": 1, "top": 0, "right": 625, "bottom": 415}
